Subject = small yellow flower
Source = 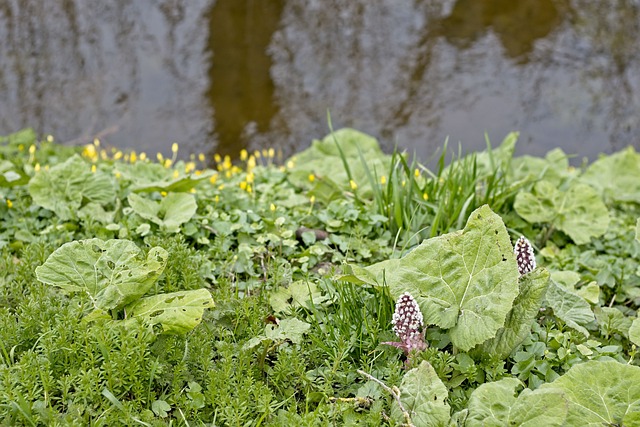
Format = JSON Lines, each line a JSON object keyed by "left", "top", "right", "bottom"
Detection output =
{"left": 164, "top": 159, "right": 173, "bottom": 168}
{"left": 115, "top": 172, "right": 122, "bottom": 179}
{"left": 401, "top": 180, "right": 406, "bottom": 187}
{"left": 198, "top": 153, "right": 205, "bottom": 162}
{"left": 214, "top": 154, "right": 222, "bottom": 163}
{"left": 185, "top": 162, "right": 196, "bottom": 173}
{"left": 270, "top": 203, "right": 276, "bottom": 212}
{"left": 254, "top": 150, "right": 261, "bottom": 159}
{"left": 225, "top": 170, "right": 231, "bottom": 178}
{"left": 246, "top": 184, "right": 252, "bottom": 194}
{"left": 18, "top": 144, "right": 24, "bottom": 151}
{"left": 209, "top": 174, "right": 218, "bottom": 184}
{"left": 6, "top": 199, "right": 13, "bottom": 208}
{"left": 246, "top": 172, "right": 254, "bottom": 183}
{"left": 239, "top": 181, "right": 248, "bottom": 190}
{"left": 261, "top": 149, "right": 268, "bottom": 158}
{"left": 308, "top": 173, "right": 316, "bottom": 183}
{"left": 380, "top": 175, "right": 387, "bottom": 185}
{"left": 130, "top": 151, "right": 138, "bottom": 163}
{"left": 268, "top": 148, "right": 275, "bottom": 158}
{"left": 157, "top": 153, "right": 164, "bottom": 163}
{"left": 286, "top": 160, "right": 295, "bottom": 169}
{"left": 423, "top": 192, "right": 429, "bottom": 201}
{"left": 172, "top": 170, "right": 180, "bottom": 178}
{"left": 82, "top": 144, "right": 97, "bottom": 160}
{"left": 91, "top": 165, "right": 97, "bottom": 173}
{"left": 28, "top": 144, "right": 36, "bottom": 155}
{"left": 214, "top": 195, "right": 220, "bottom": 203}
{"left": 278, "top": 166, "right": 286, "bottom": 172}
{"left": 160, "top": 191, "right": 167, "bottom": 197}
{"left": 139, "top": 152, "right": 147, "bottom": 161}
{"left": 46, "top": 135, "right": 54, "bottom": 143}
{"left": 247, "top": 156, "right": 256, "bottom": 170}
{"left": 34, "top": 163, "right": 41, "bottom": 172}
{"left": 240, "top": 149, "right": 248, "bottom": 161}
{"left": 171, "top": 142, "right": 179, "bottom": 154}
{"left": 414, "top": 168, "right": 420, "bottom": 178}
{"left": 218, "top": 184, "right": 225, "bottom": 190}
{"left": 310, "top": 195, "right": 316, "bottom": 204}
{"left": 349, "top": 180, "right": 358, "bottom": 190}
{"left": 222, "top": 155, "right": 232, "bottom": 170}
{"left": 93, "top": 138, "right": 100, "bottom": 147}
{"left": 113, "top": 151, "right": 123, "bottom": 160}
{"left": 190, "top": 188, "right": 196, "bottom": 194}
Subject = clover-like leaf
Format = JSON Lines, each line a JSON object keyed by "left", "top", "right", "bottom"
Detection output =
{"left": 35, "top": 238, "right": 167, "bottom": 311}
{"left": 128, "top": 192, "right": 197, "bottom": 233}
{"left": 126, "top": 289, "right": 214, "bottom": 334}
{"left": 391, "top": 361, "right": 450, "bottom": 426}
{"left": 539, "top": 360, "right": 640, "bottom": 426}
{"left": 28, "top": 155, "right": 116, "bottom": 220}
{"left": 466, "top": 378, "right": 567, "bottom": 426}
{"left": 514, "top": 180, "right": 610, "bottom": 245}
{"left": 362, "top": 205, "right": 519, "bottom": 351}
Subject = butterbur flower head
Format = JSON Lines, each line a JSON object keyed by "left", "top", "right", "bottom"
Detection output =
{"left": 514, "top": 236, "right": 536, "bottom": 275}
{"left": 384, "top": 292, "right": 427, "bottom": 355}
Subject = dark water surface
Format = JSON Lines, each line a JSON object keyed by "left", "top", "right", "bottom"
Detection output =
{"left": 1, "top": 0, "right": 639, "bottom": 162}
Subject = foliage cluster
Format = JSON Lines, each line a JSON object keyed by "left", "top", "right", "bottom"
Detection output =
{"left": 0, "top": 128, "right": 640, "bottom": 425}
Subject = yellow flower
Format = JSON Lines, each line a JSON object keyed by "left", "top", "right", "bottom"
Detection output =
{"left": 113, "top": 151, "right": 123, "bottom": 160}
{"left": 160, "top": 191, "right": 167, "bottom": 197}
{"left": 164, "top": 159, "right": 173, "bottom": 168}
{"left": 214, "top": 153, "right": 222, "bottom": 163}
{"left": 380, "top": 175, "right": 387, "bottom": 185}
{"left": 214, "top": 195, "right": 220, "bottom": 203}
{"left": 308, "top": 173, "right": 316, "bottom": 183}
{"left": 254, "top": 150, "right": 261, "bottom": 159}
{"left": 423, "top": 192, "right": 429, "bottom": 201}
{"left": 130, "top": 151, "right": 137, "bottom": 163}
{"left": 310, "top": 195, "right": 316, "bottom": 204}
{"left": 270, "top": 203, "right": 276, "bottom": 212}
{"left": 239, "top": 181, "right": 248, "bottom": 190}
{"left": 139, "top": 152, "right": 147, "bottom": 161}
{"left": 286, "top": 160, "right": 295, "bottom": 169}
{"left": 46, "top": 135, "right": 54, "bottom": 143}
{"left": 209, "top": 174, "right": 218, "bottom": 184}
{"left": 190, "top": 188, "right": 196, "bottom": 194}
{"left": 261, "top": 149, "right": 268, "bottom": 158}
{"left": 217, "top": 184, "right": 225, "bottom": 190}
{"left": 28, "top": 144, "right": 36, "bottom": 155}
{"left": 157, "top": 153, "right": 164, "bottom": 163}
{"left": 414, "top": 168, "right": 420, "bottom": 178}
{"left": 6, "top": 199, "right": 13, "bottom": 208}
{"left": 198, "top": 153, "right": 205, "bottom": 162}
{"left": 82, "top": 144, "right": 97, "bottom": 160}
{"left": 171, "top": 142, "right": 179, "bottom": 154}
{"left": 349, "top": 180, "right": 358, "bottom": 190}
{"left": 172, "top": 170, "right": 180, "bottom": 178}
{"left": 401, "top": 180, "right": 406, "bottom": 187}
{"left": 34, "top": 163, "right": 40, "bottom": 172}
{"left": 91, "top": 165, "right": 97, "bottom": 173}
{"left": 246, "top": 172, "right": 255, "bottom": 183}
{"left": 222, "top": 156, "right": 232, "bottom": 170}
{"left": 93, "top": 138, "right": 100, "bottom": 147}
{"left": 185, "top": 162, "right": 196, "bottom": 173}
{"left": 268, "top": 148, "right": 275, "bottom": 158}
{"left": 247, "top": 156, "right": 256, "bottom": 170}
{"left": 246, "top": 184, "right": 252, "bottom": 194}
{"left": 240, "top": 149, "right": 248, "bottom": 161}
{"left": 115, "top": 172, "right": 122, "bottom": 179}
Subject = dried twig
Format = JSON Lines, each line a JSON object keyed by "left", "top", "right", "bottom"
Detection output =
{"left": 357, "top": 369, "right": 415, "bottom": 427}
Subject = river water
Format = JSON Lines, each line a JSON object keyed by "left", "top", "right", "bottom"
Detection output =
{"left": 1, "top": 0, "right": 639, "bottom": 163}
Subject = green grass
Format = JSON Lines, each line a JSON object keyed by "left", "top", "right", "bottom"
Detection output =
{"left": 0, "top": 127, "right": 640, "bottom": 425}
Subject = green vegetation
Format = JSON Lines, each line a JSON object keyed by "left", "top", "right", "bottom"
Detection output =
{"left": 1, "top": 127, "right": 640, "bottom": 425}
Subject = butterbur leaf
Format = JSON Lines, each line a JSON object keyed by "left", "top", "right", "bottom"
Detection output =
{"left": 514, "top": 236, "right": 536, "bottom": 275}
{"left": 35, "top": 238, "right": 167, "bottom": 311}
{"left": 545, "top": 280, "right": 594, "bottom": 337}
{"left": 366, "top": 205, "right": 520, "bottom": 351}
{"left": 477, "top": 268, "right": 550, "bottom": 360}
{"left": 391, "top": 361, "right": 450, "bottom": 426}
{"left": 128, "top": 192, "right": 197, "bottom": 233}
{"left": 466, "top": 378, "right": 567, "bottom": 426}
{"left": 514, "top": 180, "right": 609, "bottom": 245}
{"left": 126, "top": 289, "right": 214, "bottom": 334}
{"left": 116, "top": 161, "right": 215, "bottom": 193}
{"left": 540, "top": 360, "right": 640, "bottom": 426}
{"left": 580, "top": 146, "right": 640, "bottom": 204}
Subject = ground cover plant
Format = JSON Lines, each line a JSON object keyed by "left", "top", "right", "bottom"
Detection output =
{"left": 1, "top": 127, "right": 640, "bottom": 425}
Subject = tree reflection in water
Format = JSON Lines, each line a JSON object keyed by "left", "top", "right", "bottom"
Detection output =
{"left": 0, "top": 0, "right": 638, "bottom": 161}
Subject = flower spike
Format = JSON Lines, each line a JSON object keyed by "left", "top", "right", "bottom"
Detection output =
{"left": 383, "top": 293, "right": 427, "bottom": 355}
{"left": 514, "top": 236, "right": 536, "bottom": 275}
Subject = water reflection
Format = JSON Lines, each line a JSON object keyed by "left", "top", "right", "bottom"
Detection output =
{"left": 0, "top": 0, "right": 638, "bottom": 162}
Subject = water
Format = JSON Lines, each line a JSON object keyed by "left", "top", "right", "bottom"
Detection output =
{"left": 1, "top": 0, "right": 639, "bottom": 163}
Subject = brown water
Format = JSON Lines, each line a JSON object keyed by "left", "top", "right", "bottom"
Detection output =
{"left": 1, "top": 0, "right": 639, "bottom": 162}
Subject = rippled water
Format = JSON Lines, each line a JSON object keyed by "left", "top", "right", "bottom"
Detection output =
{"left": 1, "top": 0, "right": 639, "bottom": 162}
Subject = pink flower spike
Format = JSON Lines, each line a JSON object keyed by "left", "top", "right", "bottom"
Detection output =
{"left": 514, "top": 236, "right": 536, "bottom": 275}
{"left": 383, "top": 292, "right": 427, "bottom": 355}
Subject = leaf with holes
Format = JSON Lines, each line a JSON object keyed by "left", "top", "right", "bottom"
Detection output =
{"left": 126, "top": 289, "right": 214, "bottom": 334}
{"left": 35, "top": 238, "right": 167, "bottom": 311}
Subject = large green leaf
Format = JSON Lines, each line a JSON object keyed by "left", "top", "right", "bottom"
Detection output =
{"left": 28, "top": 155, "right": 116, "bottom": 220}
{"left": 126, "top": 289, "right": 214, "bottom": 334}
{"left": 116, "top": 161, "right": 215, "bottom": 193}
{"left": 539, "top": 360, "right": 640, "bottom": 426}
{"left": 286, "top": 128, "right": 393, "bottom": 198}
{"left": 360, "top": 205, "right": 520, "bottom": 351}
{"left": 510, "top": 147, "right": 573, "bottom": 186}
{"left": 35, "top": 238, "right": 168, "bottom": 311}
{"left": 476, "top": 268, "right": 550, "bottom": 360}
{"left": 128, "top": 192, "right": 197, "bottom": 233}
{"left": 391, "top": 361, "right": 450, "bottom": 427}
{"left": 580, "top": 146, "right": 640, "bottom": 204}
{"left": 545, "top": 280, "right": 594, "bottom": 337}
{"left": 629, "top": 317, "right": 640, "bottom": 346}
{"left": 514, "top": 180, "right": 610, "bottom": 245}
{"left": 466, "top": 378, "right": 567, "bottom": 426}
